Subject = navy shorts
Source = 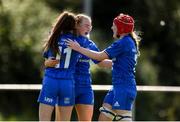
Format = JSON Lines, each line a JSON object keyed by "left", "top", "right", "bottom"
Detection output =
{"left": 103, "top": 85, "right": 137, "bottom": 110}
{"left": 75, "top": 86, "right": 94, "bottom": 105}
{"left": 38, "top": 76, "right": 75, "bottom": 106}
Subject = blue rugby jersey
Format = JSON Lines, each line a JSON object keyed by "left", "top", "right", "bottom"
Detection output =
{"left": 43, "top": 33, "right": 87, "bottom": 79}
{"left": 74, "top": 36, "right": 100, "bottom": 86}
{"left": 104, "top": 35, "right": 138, "bottom": 85}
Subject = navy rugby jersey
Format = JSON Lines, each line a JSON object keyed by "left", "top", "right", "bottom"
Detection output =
{"left": 104, "top": 35, "right": 138, "bottom": 85}
{"left": 43, "top": 33, "right": 87, "bottom": 79}
{"left": 74, "top": 36, "right": 99, "bottom": 86}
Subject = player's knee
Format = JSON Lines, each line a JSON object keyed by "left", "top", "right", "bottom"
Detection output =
{"left": 113, "top": 114, "right": 132, "bottom": 121}
{"left": 99, "top": 106, "right": 132, "bottom": 121}
{"left": 99, "top": 106, "right": 116, "bottom": 120}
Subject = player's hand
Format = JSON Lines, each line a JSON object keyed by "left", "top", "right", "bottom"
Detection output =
{"left": 66, "top": 39, "right": 80, "bottom": 51}
{"left": 44, "top": 59, "right": 59, "bottom": 67}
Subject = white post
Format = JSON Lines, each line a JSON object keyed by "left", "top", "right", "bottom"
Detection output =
{"left": 83, "top": 0, "right": 92, "bottom": 16}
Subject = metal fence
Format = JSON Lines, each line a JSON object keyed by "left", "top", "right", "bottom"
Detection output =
{"left": 0, "top": 84, "right": 180, "bottom": 120}
{"left": 0, "top": 84, "right": 180, "bottom": 92}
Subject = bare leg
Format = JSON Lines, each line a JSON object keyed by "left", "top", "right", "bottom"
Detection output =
{"left": 55, "top": 105, "right": 60, "bottom": 121}
{"left": 114, "top": 109, "right": 132, "bottom": 115}
{"left": 39, "top": 103, "right": 54, "bottom": 121}
{"left": 98, "top": 103, "right": 113, "bottom": 121}
{"left": 114, "top": 109, "right": 132, "bottom": 121}
{"left": 75, "top": 104, "right": 93, "bottom": 121}
{"left": 56, "top": 106, "right": 73, "bottom": 121}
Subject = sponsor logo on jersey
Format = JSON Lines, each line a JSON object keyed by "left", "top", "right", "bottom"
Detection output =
{"left": 44, "top": 97, "right": 53, "bottom": 103}
{"left": 114, "top": 101, "right": 120, "bottom": 107}
{"left": 64, "top": 97, "right": 70, "bottom": 104}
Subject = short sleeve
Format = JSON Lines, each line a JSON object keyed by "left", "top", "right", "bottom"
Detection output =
{"left": 104, "top": 39, "right": 124, "bottom": 59}
{"left": 43, "top": 48, "right": 56, "bottom": 59}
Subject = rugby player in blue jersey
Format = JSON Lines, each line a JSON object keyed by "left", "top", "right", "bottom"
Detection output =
{"left": 37, "top": 11, "right": 89, "bottom": 121}
{"left": 45, "top": 14, "right": 112, "bottom": 121}
{"left": 67, "top": 13, "right": 141, "bottom": 121}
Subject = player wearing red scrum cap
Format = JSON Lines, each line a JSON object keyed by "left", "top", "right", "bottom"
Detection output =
{"left": 67, "top": 13, "right": 141, "bottom": 121}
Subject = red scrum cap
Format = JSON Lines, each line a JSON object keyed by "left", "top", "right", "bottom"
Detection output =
{"left": 113, "top": 13, "right": 134, "bottom": 35}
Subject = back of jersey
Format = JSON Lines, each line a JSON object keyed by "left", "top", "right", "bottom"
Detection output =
{"left": 57, "top": 33, "right": 80, "bottom": 71}
{"left": 44, "top": 33, "right": 87, "bottom": 79}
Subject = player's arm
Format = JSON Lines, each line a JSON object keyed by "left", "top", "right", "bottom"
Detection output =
{"left": 67, "top": 40, "right": 108, "bottom": 61}
{"left": 44, "top": 58, "right": 59, "bottom": 67}
{"left": 97, "top": 59, "right": 112, "bottom": 68}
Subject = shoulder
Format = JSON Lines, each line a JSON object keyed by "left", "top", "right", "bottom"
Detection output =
{"left": 87, "top": 39, "right": 96, "bottom": 46}
{"left": 60, "top": 33, "right": 76, "bottom": 40}
{"left": 107, "top": 36, "right": 128, "bottom": 50}
{"left": 121, "top": 35, "right": 136, "bottom": 51}
{"left": 120, "top": 35, "right": 134, "bottom": 45}
{"left": 76, "top": 36, "right": 95, "bottom": 47}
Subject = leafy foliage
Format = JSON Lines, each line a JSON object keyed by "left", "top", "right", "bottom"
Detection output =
{"left": 0, "top": 0, "right": 56, "bottom": 120}
{"left": 0, "top": 0, "right": 180, "bottom": 121}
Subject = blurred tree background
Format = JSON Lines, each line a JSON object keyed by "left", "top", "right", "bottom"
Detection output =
{"left": 0, "top": 0, "right": 180, "bottom": 121}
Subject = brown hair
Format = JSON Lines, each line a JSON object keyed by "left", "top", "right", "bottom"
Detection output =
{"left": 43, "top": 11, "right": 76, "bottom": 54}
